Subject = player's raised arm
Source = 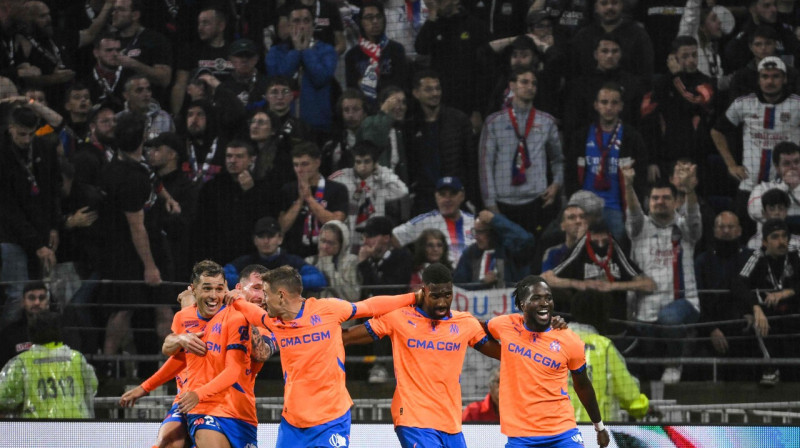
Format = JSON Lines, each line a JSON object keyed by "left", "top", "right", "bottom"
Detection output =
{"left": 162, "top": 331, "right": 207, "bottom": 356}
{"left": 572, "top": 369, "right": 610, "bottom": 447}
{"left": 350, "top": 291, "right": 420, "bottom": 319}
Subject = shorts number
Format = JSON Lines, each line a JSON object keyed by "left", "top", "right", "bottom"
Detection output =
{"left": 204, "top": 415, "right": 216, "bottom": 426}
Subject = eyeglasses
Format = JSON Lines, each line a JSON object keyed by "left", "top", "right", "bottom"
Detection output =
{"left": 268, "top": 88, "right": 291, "bottom": 97}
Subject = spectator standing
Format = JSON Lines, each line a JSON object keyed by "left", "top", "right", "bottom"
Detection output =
{"left": 0, "top": 282, "right": 52, "bottom": 367}
{"left": 249, "top": 109, "right": 295, "bottom": 190}
{"left": 0, "top": 105, "right": 61, "bottom": 327}
{"left": 71, "top": 103, "right": 117, "bottom": 187}
{"left": 357, "top": 85, "right": 410, "bottom": 184}
{"left": 729, "top": 26, "right": 799, "bottom": 104}
{"left": 479, "top": 65, "right": 563, "bottom": 236}
{"left": 724, "top": 0, "right": 800, "bottom": 72}
{"left": 119, "top": 74, "right": 174, "bottom": 141}
{"left": 279, "top": 141, "right": 348, "bottom": 258}
{"left": 85, "top": 33, "right": 128, "bottom": 107}
{"left": 622, "top": 163, "right": 702, "bottom": 384}
{"left": 219, "top": 39, "right": 268, "bottom": 111}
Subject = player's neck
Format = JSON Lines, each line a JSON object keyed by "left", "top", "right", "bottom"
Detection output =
{"left": 599, "top": 118, "right": 619, "bottom": 132}
{"left": 523, "top": 316, "right": 549, "bottom": 332}
{"left": 511, "top": 97, "right": 532, "bottom": 111}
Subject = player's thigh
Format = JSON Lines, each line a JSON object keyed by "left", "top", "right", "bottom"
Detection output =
{"left": 194, "top": 429, "right": 232, "bottom": 448}
{"left": 155, "top": 421, "right": 190, "bottom": 448}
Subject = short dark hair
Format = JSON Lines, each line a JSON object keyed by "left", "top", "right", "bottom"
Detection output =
{"left": 772, "top": 141, "right": 800, "bottom": 166}
{"left": 266, "top": 76, "right": 292, "bottom": 90}
{"left": 291, "top": 140, "right": 321, "bottom": 159}
{"left": 263, "top": 265, "right": 303, "bottom": 295}
{"left": 594, "top": 33, "right": 621, "bottom": 51}
{"left": 199, "top": 3, "right": 228, "bottom": 22}
{"left": 762, "top": 188, "right": 790, "bottom": 209}
{"left": 240, "top": 264, "right": 269, "bottom": 285}
{"left": 9, "top": 106, "right": 39, "bottom": 128}
{"left": 512, "top": 275, "right": 549, "bottom": 310}
{"left": 226, "top": 139, "right": 256, "bottom": 157}
{"left": 422, "top": 262, "right": 453, "bottom": 285}
{"left": 750, "top": 24, "right": 778, "bottom": 44}
{"left": 93, "top": 31, "right": 120, "bottom": 49}
{"left": 412, "top": 69, "right": 440, "bottom": 90}
{"left": 124, "top": 73, "right": 149, "bottom": 92}
{"left": 190, "top": 260, "right": 225, "bottom": 285}
{"left": 336, "top": 88, "right": 366, "bottom": 116}
{"left": 648, "top": 181, "right": 679, "bottom": 200}
{"left": 671, "top": 35, "right": 698, "bottom": 53}
{"left": 352, "top": 140, "right": 379, "bottom": 159}
{"left": 596, "top": 81, "right": 623, "bottom": 100}
{"left": 29, "top": 311, "right": 63, "bottom": 345}
{"left": 288, "top": 2, "right": 314, "bottom": 18}
{"left": 64, "top": 83, "right": 90, "bottom": 102}
{"left": 509, "top": 65, "right": 536, "bottom": 82}
{"left": 23, "top": 281, "right": 48, "bottom": 296}
{"left": 115, "top": 111, "right": 146, "bottom": 153}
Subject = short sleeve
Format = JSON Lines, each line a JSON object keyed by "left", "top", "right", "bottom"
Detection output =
{"left": 566, "top": 333, "right": 586, "bottom": 371}
{"left": 464, "top": 316, "right": 488, "bottom": 347}
{"left": 171, "top": 311, "right": 184, "bottom": 334}
{"left": 322, "top": 298, "right": 358, "bottom": 323}
{"left": 486, "top": 317, "right": 501, "bottom": 341}
{"left": 725, "top": 100, "right": 744, "bottom": 127}
{"left": 366, "top": 313, "right": 392, "bottom": 339}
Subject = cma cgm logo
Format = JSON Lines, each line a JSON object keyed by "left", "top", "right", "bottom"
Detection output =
{"left": 329, "top": 433, "right": 348, "bottom": 447}
{"left": 508, "top": 343, "right": 562, "bottom": 369}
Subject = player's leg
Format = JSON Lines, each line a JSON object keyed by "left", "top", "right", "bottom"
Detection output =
{"left": 215, "top": 417, "right": 258, "bottom": 448}
{"left": 154, "top": 421, "right": 190, "bottom": 448}
{"left": 187, "top": 414, "right": 232, "bottom": 448}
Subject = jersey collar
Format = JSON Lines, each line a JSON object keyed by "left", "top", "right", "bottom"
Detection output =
{"left": 415, "top": 306, "right": 452, "bottom": 320}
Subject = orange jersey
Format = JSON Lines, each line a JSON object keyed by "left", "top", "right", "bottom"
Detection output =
{"left": 366, "top": 307, "right": 487, "bottom": 434}
{"left": 171, "top": 305, "right": 254, "bottom": 425}
{"left": 486, "top": 314, "right": 586, "bottom": 437}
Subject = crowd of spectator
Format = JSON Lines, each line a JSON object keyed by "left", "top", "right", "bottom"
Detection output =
{"left": 1, "top": 0, "right": 800, "bottom": 402}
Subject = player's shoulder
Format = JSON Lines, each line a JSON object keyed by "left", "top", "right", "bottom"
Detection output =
{"left": 487, "top": 313, "right": 517, "bottom": 328}
{"left": 408, "top": 210, "right": 441, "bottom": 225}
{"left": 553, "top": 327, "right": 584, "bottom": 346}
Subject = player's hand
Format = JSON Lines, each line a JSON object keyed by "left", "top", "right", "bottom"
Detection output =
{"left": 541, "top": 183, "right": 560, "bottom": 207}
{"left": 728, "top": 165, "right": 748, "bottom": 181}
{"left": 551, "top": 315, "right": 568, "bottom": 330}
{"left": 620, "top": 160, "right": 635, "bottom": 184}
{"left": 710, "top": 328, "right": 728, "bottom": 354}
{"left": 177, "top": 390, "right": 199, "bottom": 413}
{"left": 477, "top": 210, "right": 495, "bottom": 224}
{"left": 597, "top": 428, "right": 610, "bottom": 447}
{"left": 238, "top": 170, "right": 255, "bottom": 191}
{"left": 67, "top": 206, "right": 98, "bottom": 228}
{"left": 16, "top": 63, "right": 41, "bottom": 78}
{"left": 49, "top": 229, "right": 59, "bottom": 252}
{"left": 178, "top": 287, "right": 196, "bottom": 307}
{"left": 178, "top": 331, "right": 207, "bottom": 355}
{"left": 119, "top": 385, "right": 148, "bottom": 407}
{"left": 482, "top": 271, "right": 497, "bottom": 285}
{"left": 414, "top": 288, "right": 425, "bottom": 307}
{"left": 667, "top": 53, "right": 681, "bottom": 74}
{"left": 36, "top": 246, "right": 56, "bottom": 272}
{"left": 223, "top": 289, "right": 245, "bottom": 305}
{"left": 675, "top": 162, "right": 698, "bottom": 192}
{"left": 783, "top": 168, "right": 800, "bottom": 188}
{"left": 753, "top": 305, "right": 769, "bottom": 337}
{"left": 647, "top": 164, "right": 661, "bottom": 183}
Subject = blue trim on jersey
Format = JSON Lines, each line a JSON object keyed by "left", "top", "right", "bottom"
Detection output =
{"left": 506, "top": 427, "right": 583, "bottom": 447}
{"left": 337, "top": 357, "right": 346, "bottom": 373}
{"left": 227, "top": 343, "right": 247, "bottom": 352}
{"left": 415, "top": 306, "right": 452, "bottom": 320}
{"left": 364, "top": 321, "right": 380, "bottom": 341}
{"left": 473, "top": 335, "right": 489, "bottom": 349}
{"left": 522, "top": 322, "right": 552, "bottom": 333}
{"left": 196, "top": 305, "right": 226, "bottom": 322}
{"left": 409, "top": 210, "right": 441, "bottom": 224}
{"left": 571, "top": 363, "right": 587, "bottom": 374}
{"left": 232, "top": 382, "right": 245, "bottom": 394}
{"left": 295, "top": 301, "right": 306, "bottom": 319}
{"left": 348, "top": 303, "right": 357, "bottom": 320}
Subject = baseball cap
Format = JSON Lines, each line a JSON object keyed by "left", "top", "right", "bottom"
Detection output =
{"left": 253, "top": 217, "right": 281, "bottom": 237}
{"left": 229, "top": 39, "right": 257, "bottom": 57}
{"left": 758, "top": 56, "right": 786, "bottom": 74}
{"left": 359, "top": 216, "right": 394, "bottom": 237}
{"left": 567, "top": 190, "right": 605, "bottom": 217}
{"left": 146, "top": 132, "right": 186, "bottom": 164}
{"left": 436, "top": 176, "right": 464, "bottom": 192}
{"left": 762, "top": 219, "right": 789, "bottom": 239}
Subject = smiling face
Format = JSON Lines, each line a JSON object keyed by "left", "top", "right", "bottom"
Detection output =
{"left": 519, "top": 281, "right": 553, "bottom": 331}
{"left": 191, "top": 274, "right": 227, "bottom": 318}
{"left": 421, "top": 282, "right": 453, "bottom": 319}
{"left": 239, "top": 271, "right": 266, "bottom": 306}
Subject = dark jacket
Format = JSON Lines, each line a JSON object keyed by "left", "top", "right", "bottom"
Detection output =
{"left": 569, "top": 18, "right": 655, "bottom": 81}
{"left": 0, "top": 133, "right": 61, "bottom": 255}
{"left": 224, "top": 251, "right": 327, "bottom": 290}
{"left": 345, "top": 38, "right": 409, "bottom": 96}
{"left": 453, "top": 213, "right": 534, "bottom": 290}
{"left": 358, "top": 247, "right": 413, "bottom": 298}
{"left": 695, "top": 245, "right": 753, "bottom": 336}
{"left": 724, "top": 18, "right": 800, "bottom": 73}
{"left": 562, "top": 68, "right": 645, "bottom": 132}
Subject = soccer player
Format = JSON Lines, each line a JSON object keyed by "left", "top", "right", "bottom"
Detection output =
{"left": 120, "top": 261, "right": 274, "bottom": 448}
{"left": 230, "top": 265, "right": 423, "bottom": 447}
{"left": 486, "top": 275, "right": 610, "bottom": 448}
{"left": 342, "top": 263, "right": 499, "bottom": 447}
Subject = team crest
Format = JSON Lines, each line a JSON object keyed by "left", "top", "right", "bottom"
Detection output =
{"left": 407, "top": 320, "right": 417, "bottom": 328}
{"left": 550, "top": 340, "right": 561, "bottom": 352}
{"left": 212, "top": 323, "right": 222, "bottom": 334}
{"left": 781, "top": 112, "right": 791, "bottom": 122}
{"left": 449, "top": 323, "right": 459, "bottom": 334}
{"left": 310, "top": 314, "right": 322, "bottom": 326}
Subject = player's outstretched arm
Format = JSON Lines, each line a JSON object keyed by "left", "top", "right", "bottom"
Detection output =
{"left": 177, "top": 347, "right": 247, "bottom": 414}
{"left": 572, "top": 369, "right": 610, "bottom": 447}
{"left": 475, "top": 340, "right": 501, "bottom": 359}
{"left": 351, "top": 291, "right": 421, "bottom": 320}
{"left": 342, "top": 325, "right": 377, "bottom": 346}
{"left": 162, "top": 331, "right": 207, "bottom": 356}
{"left": 120, "top": 354, "right": 186, "bottom": 407}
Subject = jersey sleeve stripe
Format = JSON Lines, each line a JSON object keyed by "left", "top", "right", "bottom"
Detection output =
{"left": 337, "top": 357, "right": 346, "bottom": 373}
{"left": 473, "top": 335, "right": 489, "bottom": 349}
{"left": 232, "top": 382, "right": 246, "bottom": 394}
{"left": 571, "top": 363, "right": 587, "bottom": 374}
{"left": 348, "top": 303, "right": 357, "bottom": 320}
{"left": 227, "top": 344, "right": 248, "bottom": 353}
{"left": 364, "top": 321, "right": 380, "bottom": 341}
